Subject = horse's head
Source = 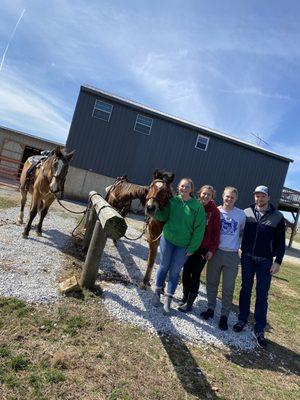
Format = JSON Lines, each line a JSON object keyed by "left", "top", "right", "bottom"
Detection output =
{"left": 47, "top": 147, "right": 75, "bottom": 194}
{"left": 145, "top": 170, "right": 174, "bottom": 216}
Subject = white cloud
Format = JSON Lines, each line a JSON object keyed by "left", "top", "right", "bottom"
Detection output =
{"left": 0, "top": 69, "right": 70, "bottom": 141}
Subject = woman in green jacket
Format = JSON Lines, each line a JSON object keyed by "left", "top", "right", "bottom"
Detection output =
{"left": 153, "top": 178, "right": 206, "bottom": 313}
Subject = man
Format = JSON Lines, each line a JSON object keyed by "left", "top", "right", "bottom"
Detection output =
{"left": 233, "top": 186, "right": 285, "bottom": 348}
{"left": 200, "top": 186, "right": 245, "bottom": 330}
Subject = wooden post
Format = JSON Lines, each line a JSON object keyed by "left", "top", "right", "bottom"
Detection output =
{"left": 79, "top": 191, "right": 127, "bottom": 289}
{"left": 80, "top": 220, "right": 107, "bottom": 289}
{"left": 82, "top": 206, "right": 97, "bottom": 252}
{"left": 88, "top": 190, "right": 127, "bottom": 240}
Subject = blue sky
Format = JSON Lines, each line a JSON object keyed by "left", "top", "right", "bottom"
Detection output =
{"left": 0, "top": 0, "right": 299, "bottom": 190}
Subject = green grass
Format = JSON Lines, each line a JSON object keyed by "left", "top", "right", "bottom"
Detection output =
{"left": 0, "top": 196, "right": 19, "bottom": 209}
{"left": 0, "top": 262, "right": 299, "bottom": 399}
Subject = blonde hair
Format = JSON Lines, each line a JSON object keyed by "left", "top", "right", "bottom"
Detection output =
{"left": 178, "top": 178, "right": 195, "bottom": 196}
{"left": 223, "top": 186, "right": 238, "bottom": 199}
{"left": 197, "top": 185, "right": 216, "bottom": 199}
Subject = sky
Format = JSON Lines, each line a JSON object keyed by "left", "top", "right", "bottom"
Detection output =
{"left": 0, "top": 0, "right": 299, "bottom": 190}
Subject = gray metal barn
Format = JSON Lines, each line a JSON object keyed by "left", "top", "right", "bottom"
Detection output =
{"left": 67, "top": 85, "right": 293, "bottom": 207}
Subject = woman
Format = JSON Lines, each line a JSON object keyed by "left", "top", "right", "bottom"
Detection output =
{"left": 152, "top": 178, "right": 206, "bottom": 314}
{"left": 178, "top": 185, "right": 220, "bottom": 312}
{"left": 200, "top": 186, "right": 246, "bottom": 330}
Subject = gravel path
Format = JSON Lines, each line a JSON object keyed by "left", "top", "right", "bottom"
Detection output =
{"left": 0, "top": 207, "right": 257, "bottom": 350}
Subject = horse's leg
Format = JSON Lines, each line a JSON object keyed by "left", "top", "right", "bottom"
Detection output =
{"left": 142, "top": 241, "right": 159, "bottom": 288}
{"left": 23, "top": 191, "right": 40, "bottom": 238}
{"left": 36, "top": 198, "right": 54, "bottom": 236}
{"left": 18, "top": 188, "right": 28, "bottom": 225}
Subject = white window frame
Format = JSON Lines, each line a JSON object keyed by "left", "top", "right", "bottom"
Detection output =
{"left": 195, "top": 134, "right": 209, "bottom": 151}
{"left": 134, "top": 114, "right": 153, "bottom": 135}
{"left": 92, "top": 99, "right": 113, "bottom": 122}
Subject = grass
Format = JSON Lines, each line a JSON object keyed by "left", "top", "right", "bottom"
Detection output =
{"left": 0, "top": 261, "right": 299, "bottom": 400}
{"left": 0, "top": 191, "right": 299, "bottom": 399}
{"left": 0, "top": 195, "right": 19, "bottom": 209}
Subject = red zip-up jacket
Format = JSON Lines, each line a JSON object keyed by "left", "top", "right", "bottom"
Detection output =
{"left": 200, "top": 200, "right": 220, "bottom": 254}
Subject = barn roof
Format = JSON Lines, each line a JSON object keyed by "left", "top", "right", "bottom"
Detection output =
{"left": 82, "top": 85, "right": 293, "bottom": 164}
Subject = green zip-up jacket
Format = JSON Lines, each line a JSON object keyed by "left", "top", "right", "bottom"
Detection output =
{"left": 154, "top": 195, "right": 206, "bottom": 254}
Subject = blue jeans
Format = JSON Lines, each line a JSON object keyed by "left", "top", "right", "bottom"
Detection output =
{"left": 238, "top": 253, "right": 273, "bottom": 333}
{"left": 156, "top": 236, "right": 188, "bottom": 296}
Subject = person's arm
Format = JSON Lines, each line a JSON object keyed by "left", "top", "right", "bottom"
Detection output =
{"left": 206, "top": 209, "right": 221, "bottom": 259}
{"left": 271, "top": 216, "right": 286, "bottom": 274}
{"left": 187, "top": 205, "right": 206, "bottom": 255}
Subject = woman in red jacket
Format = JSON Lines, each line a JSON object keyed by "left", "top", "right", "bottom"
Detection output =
{"left": 178, "top": 185, "right": 220, "bottom": 312}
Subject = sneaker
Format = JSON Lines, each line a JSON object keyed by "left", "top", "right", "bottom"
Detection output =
{"left": 200, "top": 308, "right": 214, "bottom": 320}
{"left": 253, "top": 331, "right": 267, "bottom": 348}
{"left": 233, "top": 320, "right": 246, "bottom": 332}
{"left": 219, "top": 315, "right": 228, "bottom": 331}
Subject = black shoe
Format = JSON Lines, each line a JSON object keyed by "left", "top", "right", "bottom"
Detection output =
{"left": 178, "top": 292, "right": 197, "bottom": 313}
{"left": 253, "top": 331, "right": 267, "bottom": 348}
{"left": 219, "top": 315, "right": 228, "bottom": 331}
{"left": 233, "top": 320, "right": 246, "bottom": 332}
{"left": 200, "top": 308, "right": 214, "bottom": 320}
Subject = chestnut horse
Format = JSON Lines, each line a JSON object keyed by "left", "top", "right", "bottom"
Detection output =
{"left": 105, "top": 176, "right": 148, "bottom": 217}
{"left": 18, "top": 147, "right": 75, "bottom": 238}
{"left": 142, "top": 169, "right": 174, "bottom": 287}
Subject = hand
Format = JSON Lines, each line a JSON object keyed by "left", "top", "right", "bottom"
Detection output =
{"left": 186, "top": 252, "right": 193, "bottom": 257}
{"left": 205, "top": 251, "right": 213, "bottom": 261}
{"left": 270, "top": 262, "right": 281, "bottom": 275}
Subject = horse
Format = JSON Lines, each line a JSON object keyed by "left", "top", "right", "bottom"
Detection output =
{"left": 105, "top": 176, "right": 148, "bottom": 217}
{"left": 18, "top": 146, "right": 75, "bottom": 238}
{"left": 142, "top": 169, "right": 174, "bottom": 287}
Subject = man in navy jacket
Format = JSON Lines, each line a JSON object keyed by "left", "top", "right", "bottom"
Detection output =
{"left": 233, "top": 186, "right": 285, "bottom": 348}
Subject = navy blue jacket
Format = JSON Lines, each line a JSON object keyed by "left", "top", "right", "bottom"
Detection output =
{"left": 241, "top": 203, "right": 285, "bottom": 264}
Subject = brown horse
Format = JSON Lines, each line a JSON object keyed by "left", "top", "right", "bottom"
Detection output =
{"left": 142, "top": 169, "right": 174, "bottom": 287}
{"left": 18, "top": 147, "right": 75, "bottom": 237}
{"left": 105, "top": 176, "right": 148, "bottom": 217}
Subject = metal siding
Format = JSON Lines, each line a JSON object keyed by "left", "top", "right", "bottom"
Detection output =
{"left": 66, "top": 90, "right": 291, "bottom": 208}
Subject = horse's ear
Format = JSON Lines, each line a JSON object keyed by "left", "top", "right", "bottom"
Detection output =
{"left": 153, "top": 169, "right": 164, "bottom": 180}
{"left": 65, "top": 150, "right": 75, "bottom": 161}
{"left": 54, "top": 146, "right": 62, "bottom": 157}
{"left": 163, "top": 172, "right": 175, "bottom": 184}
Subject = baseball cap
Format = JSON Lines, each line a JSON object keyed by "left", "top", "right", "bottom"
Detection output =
{"left": 253, "top": 185, "right": 269, "bottom": 195}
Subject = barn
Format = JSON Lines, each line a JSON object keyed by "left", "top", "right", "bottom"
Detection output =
{"left": 65, "top": 85, "right": 293, "bottom": 208}
{"left": 0, "top": 125, "right": 63, "bottom": 182}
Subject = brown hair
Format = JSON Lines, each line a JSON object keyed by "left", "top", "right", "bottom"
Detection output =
{"left": 197, "top": 185, "right": 216, "bottom": 199}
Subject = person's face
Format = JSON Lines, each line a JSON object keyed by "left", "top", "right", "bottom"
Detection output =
{"left": 178, "top": 180, "right": 193, "bottom": 196}
{"left": 199, "top": 189, "right": 213, "bottom": 205}
{"left": 222, "top": 190, "right": 237, "bottom": 208}
{"left": 254, "top": 192, "right": 270, "bottom": 208}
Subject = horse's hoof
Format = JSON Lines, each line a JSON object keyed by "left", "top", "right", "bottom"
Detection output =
{"left": 22, "top": 232, "right": 29, "bottom": 239}
{"left": 17, "top": 220, "right": 23, "bottom": 225}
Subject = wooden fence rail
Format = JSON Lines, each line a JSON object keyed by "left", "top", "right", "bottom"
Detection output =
{"left": 80, "top": 191, "right": 127, "bottom": 289}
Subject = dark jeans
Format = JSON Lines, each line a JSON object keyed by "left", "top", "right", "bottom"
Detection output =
{"left": 238, "top": 253, "right": 273, "bottom": 333}
{"left": 182, "top": 248, "right": 208, "bottom": 294}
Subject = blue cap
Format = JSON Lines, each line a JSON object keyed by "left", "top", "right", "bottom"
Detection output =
{"left": 253, "top": 185, "right": 269, "bottom": 195}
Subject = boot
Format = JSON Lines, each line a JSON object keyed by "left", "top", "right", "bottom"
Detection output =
{"left": 178, "top": 286, "right": 189, "bottom": 307}
{"left": 178, "top": 291, "right": 198, "bottom": 313}
{"left": 163, "top": 295, "right": 173, "bottom": 314}
{"left": 152, "top": 288, "right": 162, "bottom": 307}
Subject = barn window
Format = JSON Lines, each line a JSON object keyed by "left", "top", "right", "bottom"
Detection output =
{"left": 92, "top": 99, "right": 113, "bottom": 122}
{"left": 134, "top": 114, "right": 153, "bottom": 135}
{"left": 195, "top": 134, "right": 209, "bottom": 151}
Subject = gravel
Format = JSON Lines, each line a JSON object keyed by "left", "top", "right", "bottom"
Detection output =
{"left": 0, "top": 207, "right": 257, "bottom": 350}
